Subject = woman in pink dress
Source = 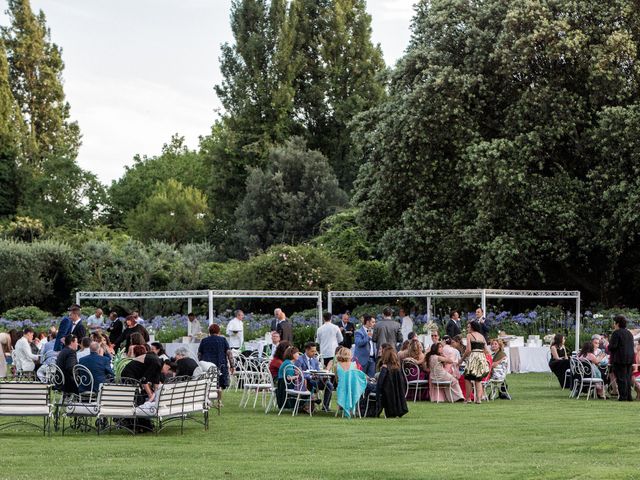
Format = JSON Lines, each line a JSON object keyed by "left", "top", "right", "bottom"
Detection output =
{"left": 427, "top": 342, "right": 464, "bottom": 402}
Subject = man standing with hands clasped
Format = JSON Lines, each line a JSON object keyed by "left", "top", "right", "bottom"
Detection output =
{"left": 608, "top": 315, "right": 635, "bottom": 401}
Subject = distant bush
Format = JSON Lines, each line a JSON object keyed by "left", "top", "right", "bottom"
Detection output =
{"left": 3, "top": 306, "right": 51, "bottom": 322}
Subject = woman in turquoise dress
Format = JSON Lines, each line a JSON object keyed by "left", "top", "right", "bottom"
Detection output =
{"left": 333, "top": 347, "right": 367, "bottom": 417}
{"left": 462, "top": 321, "right": 490, "bottom": 403}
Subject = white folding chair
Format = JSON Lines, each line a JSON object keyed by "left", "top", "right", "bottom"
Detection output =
{"left": 278, "top": 365, "right": 312, "bottom": 416}
{"left": 402, "top": 360, "right": 428, "bottom": 402}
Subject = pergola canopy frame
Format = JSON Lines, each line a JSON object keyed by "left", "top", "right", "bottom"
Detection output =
{"left": 76, "top": 290, "right": 324, "bottom": 326}
{"left": 327, "top": 289, "right": 581, "bottom": 351}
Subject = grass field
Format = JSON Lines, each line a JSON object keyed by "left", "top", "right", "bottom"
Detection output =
{"left": 0, "top": 373, "right": 639, "bottom": 480}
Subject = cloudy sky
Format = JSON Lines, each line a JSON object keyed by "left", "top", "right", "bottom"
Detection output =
{"left": 0, "top": 0, "right": 415, "bottom": 184}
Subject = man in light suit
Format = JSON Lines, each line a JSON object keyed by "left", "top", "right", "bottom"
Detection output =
{"left": 373, "top": 307, "right": 403, "bottom": 351}
{"left": 54, "top": 304, "right": 81, "bottom": 351}
{"left": 295, "top": 342, "right": 333, "bottom": 412}
{"left": 354, "top": 314, "right": 377, "bottom": 378}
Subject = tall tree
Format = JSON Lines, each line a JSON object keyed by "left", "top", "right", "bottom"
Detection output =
{"left": 0, "top": 39, "right": 21, "bottom": 217}
{"left": 354, "top": 0, "right": 640, "bottom": 304}
{"left": 2, "top": 0, "right": 80, "bottom": 166}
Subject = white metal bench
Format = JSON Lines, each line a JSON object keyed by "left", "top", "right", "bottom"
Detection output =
{"left": 0, "top": 381, "right": 54, "bottom": 435}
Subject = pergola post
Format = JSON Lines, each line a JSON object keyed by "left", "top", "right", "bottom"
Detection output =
{"left": 575, "top": 292, "right": 581, "bottom": 353}
{"left": 426, "top": 297, "right": 431, "bottom": 323}
{"left": 481, "top": 289, "right": 487, "bottom": 315}
{"left": 327, "top": 292, "right": 333, "bottom": 315}
{"left": 208, "top": 290, "right": 214, "bottom": 326}
{"left": 75, "top": 292, "right": 81, "bottom": 306}
{"left": 187, "top": 297, "right": 193, "bottom": 314}
{"left": 317, "top": 294, "right": 323, "bottom": 327}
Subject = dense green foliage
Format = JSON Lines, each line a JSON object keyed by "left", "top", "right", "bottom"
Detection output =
{"left": 234, "top": 137, "right": 347, "bottom": 254}
{"left": 0, "top": 375, "right": 639, "bottom": 479}
{"left": 2, "top": 305, "right": 50, "bottom": 321}
{"left": 354, "top": 0, "right": 640, "bottom": 304}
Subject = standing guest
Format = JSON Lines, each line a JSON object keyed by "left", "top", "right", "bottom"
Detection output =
{"left": 462, "top": 321, "right": 490, "bottom": 403}
{"left": 269, "top": 341, "right": 290, "bottom": 378}
{"left": 107, "top": 311, "right": 123, "bottom": 345}
{"left": 399, "top": 308, "right": 414, "bottom": 342}
{"left": 150, "top": 342, "right": 169, "bottom": 361}
{"left": 198, "top": 324, "right": 235, "bottom": 403}
{"left": 337, "top": 312, "right": 355, "bottom": 349}
{"left": 0, "top": 332, "right": 12, "bottom": 378}
{"left": 187, "top": 313, "right": 202, "bottom": 339}
{"left": 70, "top": 310, "right": 86, "bottom": 341}
{"left": 54, "top": 304, "right": 81, "bottom": 351}
{"left": 475, "top": 308, "right": 489, "bottom": 341}
{"left": 548, "top": 334, "right": 571, "bottom": 388}
{"left": 56, "top": 335, "right": 79, "bottom": 395}
{"left": 14, "top": 328, "right": 39, "bottom": 376}
{"left": 427, "top": 342, "right": 464, "bottom": 402}
{"left": 79, "top": 342, "right": 114, "bottom": 393}
{"left": 132, "top": 310, "right": 145, "bottom": 325}
{"left": 86, "top": 308, "right": 104, "bottom": 334}
{"left": 115, "top": 315, "right": 150, "bottom": 352}
{"left": 446, "top": 310, "right": 462, "bottom": 339}
{"left": 609, "top": 314, "right": 635, "bottom": 401}
{"left": 317, "top": 312, "right": 343, "bottom": 367}
{"left": 373, "top": 307, "right": 403, "bottom": 351}
{"left": 76, "top": 337, "right": 92, "bottom": 360}
{"left": 174, "top": 347, "right": 199, "bottom": 377}
{"left": 269, "top": 331, "right": 281, "bottom": 359}
{"left": 354, "top": 314, "right": 377, "bottom": 378}
{"left": 271, "top": 308, "right": 281, "bottom": 332}
{"left": 275, "top": 309, "right": 293, "bottom": 343}
{"left": 375, "top": 344, "right": 408, "bottom": 418}
{"left": 295, "top": 342, "right": 334, "bottom": 412}
{"left": 227, "top": 310, "right": 245, "bottom": 350}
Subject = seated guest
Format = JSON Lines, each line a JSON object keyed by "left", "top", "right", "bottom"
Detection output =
{"left": 121, "top": 345, "right": 163, "bottom": 403}
{"left": 295, "top": 342, "right": 334, "bottom": 412}
{"left": 549, "top": 334, "right": 570, "bottom": 387}
{"left": 397, "top": 340, "right": 411, "bottom": 360}
{"left": 150, "top": 342, "right": 169, "bottom": 361}
{"left": 632, "top": 339, "right": 640, "bottom": 399}
{"left": 375, "top": 345, "right": 408, "bottom": 418}
{"left": 79, "top": 342, "right": 114, "bottom": 393}
{"left": 442, "top": 336, "right": 461, "bottom": 375}
{"left": 334, "top": 347, "right": 367, "bottom": 417}
{"left": 161, "top": 360, "right": 177, "bottom": 382}
{"left": 126, "top": 332, "right": 147, "bottom": 358}
{"left": 14, "top": 327, "right": 39, "bottom": 376}
{"left": 426, "top": 342, "right": 464, "bottom": 402}
{"left": 198, "top": 324, "right": 235, "bottom": 403}
{"left": 114, "top": 315, "right": 150, "bottom": 352}
{"left": 277, "top": 346, "right": 310, "bottom": 413}
{"left": 174, "top": 347, "right": 199, "bottom": 377}
{"left": 268, "top": 331, "right": 281, "bottom": 359}
{"left": 578, "top": 341, "right": 605, "bottom": 399}
{"left": 56, "top": 335, "right": 79, "bottom": 395}
{"left": 269, "top": 341, "right": 290, "bottom": 378}
{"left": 76, "top": 337, "right": 92, "bottom": 360}
{"left": 489, "top": 339, "right": 509, "bottom": 381}
{"left": 401, "top": 339, "right": 428, "bottom": 401}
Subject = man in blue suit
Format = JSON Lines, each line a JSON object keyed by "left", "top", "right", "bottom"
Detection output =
{"left": 79, "top": 342, "right": 114, "bottom": 393}
{"left": 354, "top": 314, "right": 377, "bottom": 378}
{"left": 295, "top": 342, "right": 333, "bottom": 412}
{"left": 54, "top": 304, "right": 81, "bottom": 351}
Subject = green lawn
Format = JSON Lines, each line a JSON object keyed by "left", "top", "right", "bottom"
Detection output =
{"left": 0, "top": 374, "right": 639, "bottom": 480}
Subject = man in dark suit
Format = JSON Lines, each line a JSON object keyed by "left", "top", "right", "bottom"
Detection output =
{"left": 56, "top": 334, "right": 78, "bottom": 395}
{"left": 354, "top": 314, "right": 376, "bottom": 378}
{"left": 609, "top": 315, "right": 635, "bottom": 401}
{"left": 107, "top": 311, "right": 123, "bottom": 345}
{"left": 275, "top": 309, "right": 293, "bottom": 343}
{"left": 446, "top": 309, "right": 462, "bottom": 338}
{"left": 295, "top": 342, "right": 333, "bottom": 412}
{"left": 70, "top": 314, "right": 86, "bottom": 342}
{"left": 475, "top": 308, "right": 489, "bottom": 340}
{"left": 54, "top": 304, "right": 81, "bottom": 351}
{"left": 79, "top": 342, "right": 114, "bottom": 393}
{"left": 337, "top": 312, "right": 356, "bottom": 349}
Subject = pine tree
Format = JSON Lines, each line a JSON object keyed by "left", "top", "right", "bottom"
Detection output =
{"left": 0, "top": 39, "right": 21, "bottom": 217}
{"left": 2, "top": 0, "right": 80, "bottom": 167}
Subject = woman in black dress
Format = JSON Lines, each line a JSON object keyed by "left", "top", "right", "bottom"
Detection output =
{"left": 549, "top": 334, "right": 571, "bottom": 388}
{"left": 121, "top": 345, "right": 163, "bottom": 404}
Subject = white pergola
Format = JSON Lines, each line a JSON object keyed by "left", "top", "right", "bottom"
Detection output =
{"left": 327, "top": 289, "right": 582, "bottom": 350}
{"left": 76, "top": 290, "right": 324, "bottom": 326}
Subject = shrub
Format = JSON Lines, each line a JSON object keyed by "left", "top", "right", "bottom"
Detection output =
{"left": 3, "top": 306, "right": 51, "bottom": 322}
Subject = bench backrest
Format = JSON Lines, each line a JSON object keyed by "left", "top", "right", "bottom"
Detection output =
{"left": 0, "top": 382, "right": 51, "bottom": 408}
{"left": 96, "top": 383, "right": 138, "bottom": 417}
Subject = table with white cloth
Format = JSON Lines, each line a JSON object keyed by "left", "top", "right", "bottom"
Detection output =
{"left": 507, "top": 346, "right": 551, "bottom": 373}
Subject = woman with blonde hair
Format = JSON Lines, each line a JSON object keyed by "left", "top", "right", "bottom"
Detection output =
{"left": 0, "top": 332, "right": 12, "bottom": 378}
{"left": 334, "top": 347, "right": 366, "bottom": 417}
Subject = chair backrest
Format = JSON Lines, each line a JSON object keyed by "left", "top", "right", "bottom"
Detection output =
{"left": 283, "top": 364, "right": 306, "bottom": 390}
{"left": 73, "top": 364, "right": 95, "bottom": 395}
{"left": 0, "top": 381, "right": 51, "bottom": 409}
{"left": 96, "top": 382, "right": 138, "bottom": 416}
{"left": 576, "top": 358, "right": 597, "bottom": 378}
{"left": 402, "top": 359, "right": 422, "bottom": 381}
{"left": 44, "top": 363, "right": 65, "bottom": 391}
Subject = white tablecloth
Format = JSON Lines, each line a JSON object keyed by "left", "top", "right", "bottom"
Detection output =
{"left": 508, "top": 346, "right": 550, "bottom": 373}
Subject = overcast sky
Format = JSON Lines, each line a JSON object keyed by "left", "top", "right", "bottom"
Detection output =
{"left": 0, "top": 0, "right": 415, "bottom": 184}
